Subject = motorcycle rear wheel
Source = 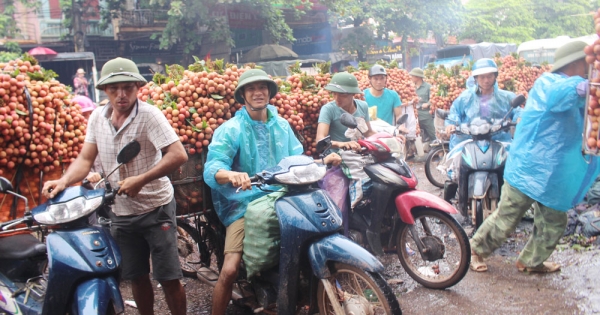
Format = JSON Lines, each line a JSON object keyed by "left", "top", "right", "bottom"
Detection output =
{"left": 177, "top": 217, "right": 224, "bottom": 278}
{"left": 424, "top": 145, "right": 448, "bottom": 188}
{"left": 317, "top": 262, "right": 402, "bottom": 315}
{"left": 396, "top": 208, "right": 470, "bottom": 289}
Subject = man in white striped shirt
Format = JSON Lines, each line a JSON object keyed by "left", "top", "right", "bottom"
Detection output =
{"left": 43, "top": 57, "right": 188, "bottom": 315}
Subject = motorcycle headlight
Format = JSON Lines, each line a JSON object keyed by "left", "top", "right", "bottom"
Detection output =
{"left": 34, "top": 196, "right": 103, "bottom": 225}
{"left": 274, "top": 163, "right": 326, "bottom": 185}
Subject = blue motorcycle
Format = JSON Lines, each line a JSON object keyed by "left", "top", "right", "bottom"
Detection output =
{"left": 195, "top": 155, "right": 402, "bottom": 314}
{"left": 0, "top": 140, "right": 140, "bottom": 315}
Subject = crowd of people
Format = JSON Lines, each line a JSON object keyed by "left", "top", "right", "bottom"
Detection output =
{"left": 41, "top": 38, "right": 598, "bottom": 314}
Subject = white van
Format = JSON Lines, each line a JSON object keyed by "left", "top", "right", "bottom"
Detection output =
{"left": 518, "top": 35, "right": 597, "bottom": 65}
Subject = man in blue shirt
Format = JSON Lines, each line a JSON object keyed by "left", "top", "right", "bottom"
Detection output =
{"left": 364, "top": 65, "right": 404, "bottom": 126}
{"left": 469, "top": 40, "right": 599, "bottom": 273}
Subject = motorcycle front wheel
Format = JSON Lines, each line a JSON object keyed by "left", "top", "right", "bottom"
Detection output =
{"left": 317, "top": 262, "right": 402, "bottom": 315}
{"left": 396, "top": 208, "right": 470, "bottom": 289}
{"left": 424, "top": 145, "right": 448, "bottom": 188}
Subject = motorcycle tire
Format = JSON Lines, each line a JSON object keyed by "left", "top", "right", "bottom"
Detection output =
{"left": 395, "top": 209, "right": 470, "bottom": 290}
{"left": 176, "top": 218, "right": 225, "bottom": 278}
{"left": 424, "top": 145, "right": 448, "bottom": 188}
{"left": 317, "top": 262, "right": 402, "bottom": 315}
{"left": 473, "top": 199, "right": 484, "bottom": 230}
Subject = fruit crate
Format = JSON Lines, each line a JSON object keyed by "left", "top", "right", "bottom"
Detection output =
{"left": 583, "top": 64, "right": 600, "bottom": 156}
{"left": 169, "top": 145, "right": 209, "bottom": 215}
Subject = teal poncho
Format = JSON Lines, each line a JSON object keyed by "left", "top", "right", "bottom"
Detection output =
{"left": 203, "top": 105, "right": 304, "bottom": 226}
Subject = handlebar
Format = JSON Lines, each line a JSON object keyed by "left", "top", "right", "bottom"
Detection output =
{"left": 0, "top": 214, "right": 33, "bottom": 231}
{"left": 235, "top": 175, "right": 260, "bottom": 193}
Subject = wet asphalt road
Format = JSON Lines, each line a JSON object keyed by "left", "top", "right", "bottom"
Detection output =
{"left": 120, "top": 158, "right": 600, "bottom": 314}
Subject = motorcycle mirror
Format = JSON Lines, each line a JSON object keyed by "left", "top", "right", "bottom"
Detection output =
{"left": 340, "top": 113, "right": 358, "bottom": 129}
{"left": 316, "top": 136, "right": 332, "bottom": 153}
{"left": 396, "top": 114, "right": 408, "bottom": 126}
{"left": 0, "top": 177, "right": 13, "bottom": 193}
{"left": 103, "top": 140, "right": 141, "bottom": 183}
{"left": 117, "top": 140, "right": 141, "bottom": 164}
{"left": 511, "top": 94, "right": 526, "bottom": 108}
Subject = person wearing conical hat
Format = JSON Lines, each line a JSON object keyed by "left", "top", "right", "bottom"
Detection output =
{"left": 470, "top": 40, "right": 600, "bottom": 273}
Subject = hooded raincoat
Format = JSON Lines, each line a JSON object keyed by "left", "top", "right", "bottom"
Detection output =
{"left": 445, "top": 82, "right": 521, "bottom": 150}
{"left": 504, "top": 72, "right": 600, "bottom": 211}
{"left": 203, "top": 105, "right": 304, "bottom": 226}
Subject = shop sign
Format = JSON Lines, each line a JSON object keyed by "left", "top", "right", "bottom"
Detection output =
{"left": 292, "top": 23, "right": 332, "bottom": 55}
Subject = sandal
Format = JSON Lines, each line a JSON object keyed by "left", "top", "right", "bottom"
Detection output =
{"left": 469, "top": 252, "right": 488, "bottom": 272}
{"left": 517, "top": 261, "right": 561, "bottom": 273}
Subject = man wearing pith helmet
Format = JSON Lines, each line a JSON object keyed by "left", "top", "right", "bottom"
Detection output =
{"left": 469, "top": 40, "right": 600, "bottom": 274}
{"left": 43, "top": 57, "right": 189, "bottom": 315}
{"left": 316, "top": 71, "right": 376, "bottom": 152}
{"left": 205, "top": 69, "right": 341, "bottom": 314}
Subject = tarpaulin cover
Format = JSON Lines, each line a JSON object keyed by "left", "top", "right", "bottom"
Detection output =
{"left": 504, "top": 72, "right": 600, "bottom": 211}
{"left": 469, "top": 42, "right": 517, "bottom": 60}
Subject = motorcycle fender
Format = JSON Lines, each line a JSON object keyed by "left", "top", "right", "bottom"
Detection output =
{"left": 308, "top": 234, "right": 383, "bottom": 279}
{"left": 72, "top": 277, "right": 124, "bottom": 315}
{"left": 468, "top": 172, "right": 498, "bottom": 199}
{"left": 394, "top": 190, "right": 458, "bottom": 225}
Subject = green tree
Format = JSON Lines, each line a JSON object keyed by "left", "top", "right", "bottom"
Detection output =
{"left": 0, "top": 0, "right": 39, "bottom": 39}
{"left": 530, "top": 0, "right": 597, "bottom": 38}
{"left": 141, "top": 0, "right": 341, "bottom": 65}
{"left": 327, "top": 0, "right": 464, "bottom": 64}
{"left": 460, "top": 0, "right": 537, "bottom": 43}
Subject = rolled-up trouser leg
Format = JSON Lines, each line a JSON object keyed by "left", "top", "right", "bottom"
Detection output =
{"left": 471, "top": 182, "right": 532, "bottom": 258}
{"left": 517, "top": 202, "right": 567, "bottom": 268}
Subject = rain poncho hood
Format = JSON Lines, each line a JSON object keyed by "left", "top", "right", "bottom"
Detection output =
{"left": 203, "top": 105, "right": 304, "bottom": 226}
{"left": 445, "top": 81, "right": 521, "bottom": 149}
{"left": 505, "top": 72, "right": 600, "bottom": 211}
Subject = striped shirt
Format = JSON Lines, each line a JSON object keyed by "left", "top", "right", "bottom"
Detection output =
{"left": 85, "top": 100, "right": 179, "bottom": 216}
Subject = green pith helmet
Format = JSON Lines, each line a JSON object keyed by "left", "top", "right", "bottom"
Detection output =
{"left": 551, "top": 40, "right": 587, "bottom": 73}
{"left": 96, "top": 57, "right": 147, "bottom": 89}
{"left": 234, "top": 69, "right": 278, "bottom": 104}
{"left": 409, "top": 67, "right": 425, "bottom": 78}
{"left": 324, "top": 72, "right": 362, "bottom": 94}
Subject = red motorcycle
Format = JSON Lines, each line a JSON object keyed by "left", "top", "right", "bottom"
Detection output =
{"left": 318, "top": 113, "right": 470, "bottom": 289}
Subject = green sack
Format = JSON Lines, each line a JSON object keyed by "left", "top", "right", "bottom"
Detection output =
{"left": 243, "top": 191, "right": 285, "bottom": 279}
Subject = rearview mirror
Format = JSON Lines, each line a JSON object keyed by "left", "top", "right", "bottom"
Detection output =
{"left": 396, "top": 114, "right": 408, "bottom": 126}
{"left": 340, "top": 113, "right": 358, "bottom": 129}
{"left": 316, "top": 136, "right": 332, "bottom": 153}
{"left": 511, "top": 95, "right": 526, "bottom": 108}
{"left": 117, "top": 140, "right": 141, "bottom": 164}
{"left": 0, "top": 177, "right": 13, "bottom": 193}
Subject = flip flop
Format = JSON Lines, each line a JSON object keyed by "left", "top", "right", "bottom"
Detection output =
{"left": 469, "top": 252, "right": 488, "bottom": 272}
{"left": 517, "top": 261, "right": 561, "bottom": 273}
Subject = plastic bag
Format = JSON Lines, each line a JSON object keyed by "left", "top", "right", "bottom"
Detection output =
{"left": 243, "top": 191, "right": 285, "bottom": 279}
{"left": 578, "top": 209, "right": 600, "bottom": 238}
{"left": 318, "top": 166, "right": 350, "bottom": 213}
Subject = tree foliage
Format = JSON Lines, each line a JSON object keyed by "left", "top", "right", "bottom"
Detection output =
{"left": 461, "top": 0, "right": 597, "bottom": 44}
{"left": 0, "top": 0, "right": 38, "bottom": 39}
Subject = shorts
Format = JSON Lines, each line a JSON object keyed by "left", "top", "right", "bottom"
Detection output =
{"left": 109, "top": 198, "right": 182, "bottom": 281}
{"left": 224, "top": 218, "right": 245, "bottom": 254}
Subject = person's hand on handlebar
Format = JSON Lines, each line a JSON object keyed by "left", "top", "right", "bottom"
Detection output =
{"left": 333, "top": 140, "right": 361, "bottom": 151}
{"left": 86, "top": 172, "right": 102, "bottom": 183}
{"left": 42, "top": 179, "right": 67, "bottom": 199}
{"left": 396, "top": 125, "right": 409, "bottom": 134}
{"left": 445, "top": 125, "right": 456, "bottom": 134}
{"left": 322, "top": 153, "right": 342, "bottom": 166}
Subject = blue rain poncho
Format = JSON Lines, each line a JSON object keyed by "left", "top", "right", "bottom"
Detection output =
{"left": 203, "top": 105, "right": 304, "bottom": 226}
{"left": 505, "top": 72, "right": 600, "bottom": 211}
{"left": 445, "top": 82, "right": 521, "bottom": 150}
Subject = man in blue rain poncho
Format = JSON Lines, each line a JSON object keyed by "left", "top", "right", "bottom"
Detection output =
{"left": 470, "top": 40, "right": 600, "bottom": 273}
{"left": 203, "top": 69, "right": 340, "bottom": 315}
{"left": 443, "top": 58, "right": 521, "bottom": 202}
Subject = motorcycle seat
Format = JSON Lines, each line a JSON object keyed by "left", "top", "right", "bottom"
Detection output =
{"left": 0, "top": 234, "right": 46, "bottom": 260}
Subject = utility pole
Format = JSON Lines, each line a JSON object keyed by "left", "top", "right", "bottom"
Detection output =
{"left": 72, "top": 0, "right": 85, "bottom": 52}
